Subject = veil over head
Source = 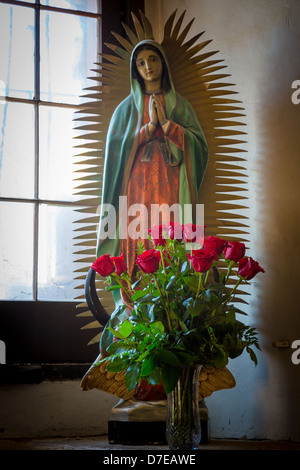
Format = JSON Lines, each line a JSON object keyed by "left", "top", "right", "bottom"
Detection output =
{"left": 131, "top": 40, "right": 172, "bottom": 94}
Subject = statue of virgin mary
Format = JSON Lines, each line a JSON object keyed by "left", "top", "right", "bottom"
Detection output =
{"left": 96, "top": 39, "right": 208, "bottom": 287}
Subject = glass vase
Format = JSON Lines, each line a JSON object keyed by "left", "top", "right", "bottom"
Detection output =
{"left": 166, "top": 365, "right": 202, "bottom": 450}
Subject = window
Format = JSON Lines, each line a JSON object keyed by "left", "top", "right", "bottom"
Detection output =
{"left": 0, "top": 0, "right": 145, "bottom": 367}
{"left": 0, "top": 0, "right": 100, "bottom": 302}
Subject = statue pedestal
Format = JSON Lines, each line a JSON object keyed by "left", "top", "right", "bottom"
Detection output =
{"left": 108, "top": 398, "right": 209, "bottom": 445}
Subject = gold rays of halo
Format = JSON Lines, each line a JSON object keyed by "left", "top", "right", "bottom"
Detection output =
{"left": 72, "top": 10, "right": 249, "bottom": 346}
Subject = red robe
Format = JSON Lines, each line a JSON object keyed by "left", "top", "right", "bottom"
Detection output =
{"left": 122, "top": 93, "right": 184, "bottom": 279}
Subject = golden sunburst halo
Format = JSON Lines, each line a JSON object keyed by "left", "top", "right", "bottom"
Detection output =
{"left": 72, "top": 10, "right": 249, "bottom": 346}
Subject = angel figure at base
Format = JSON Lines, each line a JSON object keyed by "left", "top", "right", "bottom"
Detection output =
{"left": 81, "top": 39, "right": 236, "bottom": 407}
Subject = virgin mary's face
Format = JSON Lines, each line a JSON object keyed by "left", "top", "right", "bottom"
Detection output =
{"left": 135, "top": 49, "right": 163, "bottom": 85}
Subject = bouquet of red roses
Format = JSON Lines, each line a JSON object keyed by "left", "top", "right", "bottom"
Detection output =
{"left": 91, "top": 224, "right": 264, "bottom": 394}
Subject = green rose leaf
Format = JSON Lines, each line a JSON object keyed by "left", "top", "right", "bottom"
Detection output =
{"left": 147, "top": 366, "right": 161, "bottom": 386}
{"left": 161, "top": 365, "right": 179, "bottom": 393}
{"left": 156, "top": 349, "right": 181, "bottom": 366}
{"left": 212, "top": 350, "right": 228, "bottom": 369}
{"left": 183, "top": 277, "right": 198, "bottom": 292}
{"left": 166, "top": 275, "right": 176, "bottom": 290}
{"left": 131, "top": 290, "right": 149, "bottom": 302}
{"left": 106, "top": 284, "right": 121, "bottom": 292}
{"left": 106, "top": 356, "right": 128, "bottom": 372}
{"left": 246, "top": 346, "right": 258, "bottom": 366}
{"left": 140, "top": 354, "right": 156, "bottom": 377}
{"left": 131, "top": 278, "right": 141, "bottom": 290}
{"left": 107, "top": 326, "right": 124, "bottom": 339}
{"left": 180, "top": 261, "right": 189, "bottom": 274}
{"left": 183, "top": 298, "right": 209, "bottom": 317}
{"left": 106, "top": 341, "right": 125, "bottom": 355}
{"left": 125, "top": 363, "right": 141, "bottom": 392}
{"left": 175, "top": 351, "right": 195, "bottom": 365}
{"left": 150, "top": 320, "right": 164, "bottom": 334}
{"left": 119, "top": 320, "right": 133, "bottom": 338}
{"left": 207, "top": 282, "right": 226, "bottom": 292}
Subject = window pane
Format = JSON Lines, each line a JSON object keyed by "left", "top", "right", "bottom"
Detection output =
{"left": 41, "top": 0, "right": 99, "bottom": 13}
{"left": 0, "top": 4, "right": 34, "bottom": 99}
{"left": 0, "top": 202, "right": 34, "bottom": 300}
{"left": 38, "top": 204, "right": 90, "bottom": 300}
{"left": 39, "top": 106, "right": 78, "bottom": 201}
{"left": 40, "top": 10, "right": 99, "bottom": 104}
{"left": 0, "top": 102, "right": 35, "bottom": 199}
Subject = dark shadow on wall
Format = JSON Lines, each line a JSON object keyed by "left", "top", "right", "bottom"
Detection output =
{"left": 250, "top": 17, "right": 300, "bottom": 440}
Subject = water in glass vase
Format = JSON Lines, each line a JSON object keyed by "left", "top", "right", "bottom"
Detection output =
{"left": 166, "top": 365, "right": 202, "bottom": 450}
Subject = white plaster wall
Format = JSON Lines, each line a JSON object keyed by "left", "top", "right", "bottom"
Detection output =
{"left": 145, "top": 0, "right": 300, "bottom": 441}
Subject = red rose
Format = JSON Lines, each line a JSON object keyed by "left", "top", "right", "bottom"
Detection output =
{"left": 91, "top": 254, "right": 115, "bottom": 277}
{"left": 136, "top": 249, "right": 160, "bottom": 274}
{"left": 148, "top": 224, "right": 167, "bottom": 246}
{"left": 203, "top": 236, "right": 227, "bottom": 255}
{"left": 238, "top": 257, "right": 265, "bottom": 280}
{"left": 223, "top": 241, "right": 246, "bottom": 262}
{"left": 168, "top": 222, "right": 184, "bottom": 242}
{"left": 187, "top": 249, "right": 218, "bottom": 273}
{"left": 111, "top": 253, "right": 127, "bottom": 276}
{"left": 183, "top": 224, "right": 205, "bottom": 244}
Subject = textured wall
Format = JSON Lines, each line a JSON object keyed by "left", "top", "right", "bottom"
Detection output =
{"left": 146, "top": 0, "right": 300, "bottom": 441}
